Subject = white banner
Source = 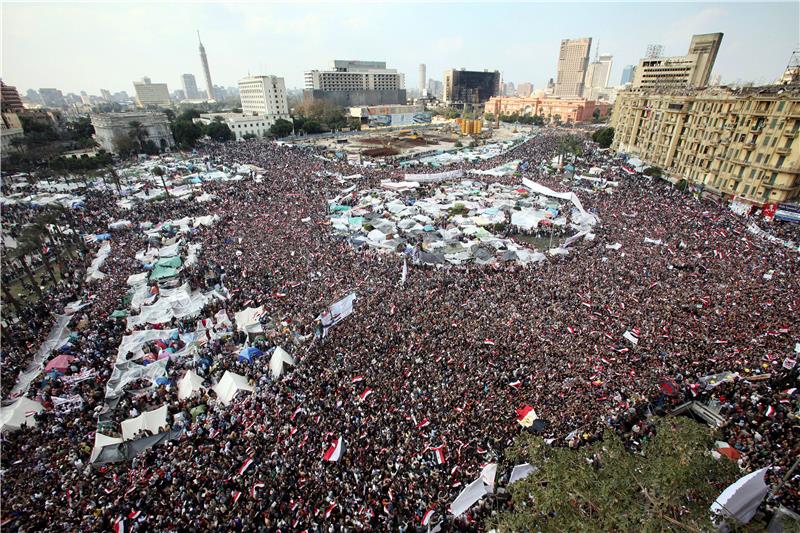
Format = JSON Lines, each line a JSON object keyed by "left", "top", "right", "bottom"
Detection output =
{"left": 404, "top": 169, "right": 463, "bottom": 183}
{"left": 319, "top": 293, "right": 357, "bottom": 335}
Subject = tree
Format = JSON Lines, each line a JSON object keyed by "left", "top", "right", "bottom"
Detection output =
{"left": 112, "top": 134, "right": 139, "bottom": 158}
{"left": 269, "top": 118, "right": 294, "bottom": 138}
{"left": 152, "top": 166, "right": 170, "bottom": 198}
{"left": 205, "top": 121, "right": 234, "bottom": 142}
{"left": 592, "top": 127, "right": 615, "bottom": 149}
{"left": 178, "top": 108, "right": 202, "bottom": 121}
{"left": 172, "top": 119, "right": 204, "bottom": 148}
{"left": 161, "top": 108, "right": 176, "bottom": 122}
{"left": 643, "top": 166, "right": 664, "bottom": 178}
{"left": 491, "top": 418, "right": 739, "bottom": 532}
{"left": 128, "top": 120, "right": 147, "bottom": 150}
{"left": 242, "top": 133, "right": 257, "bottom": 140}
{"left": 301, "top": 120, "right": 323, "bottom": 134}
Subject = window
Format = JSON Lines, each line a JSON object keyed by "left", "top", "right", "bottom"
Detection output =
{"left": 777, "top": 101, "right": 785, "bottom": 112}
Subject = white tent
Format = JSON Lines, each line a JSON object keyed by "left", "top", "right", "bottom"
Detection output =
{"left": 269, "top": 346, "right": 297, "bottom": 379}
{"left": 85, "top": 242, "right": 112, "bottom": 281}
{"left": 235, "top": 306, "right": 265, "bottom": 334}
{"left": 480, "top": 463, "right": 498, "bottom": 494}
{"left": 177, "top": 370, "right": 206, "bottom": 400}
{"left": 710, "top": 467, "right": 770, "bottom": 527}
{"left": 509, "top": 463, "right": 537, "bottom": 484}
{"left": 90, "top": 432, "right": 124, "bottom": 462}
{"left": 213, "top": 371, "right": 254, "bottom": 405}
{"left": 121, "top": 404, "right": 168, "bottom": 441}
{"left": 449, "top": 477, "right": 488, "bottom": 517}
{"left": 0, "top": 397, "right": 44, "bottom": 431}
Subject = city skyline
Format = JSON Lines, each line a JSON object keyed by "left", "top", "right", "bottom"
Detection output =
{"left": 2, "top": 2, "right": 798, "bottom": 96}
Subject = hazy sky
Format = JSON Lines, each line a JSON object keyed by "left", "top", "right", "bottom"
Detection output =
{"left": 2, "top": 1, "right": 799, "bottom": 95}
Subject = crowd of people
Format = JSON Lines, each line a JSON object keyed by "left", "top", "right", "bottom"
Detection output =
{"left": 1, "top": 130, "right": 798, "bottom": 531}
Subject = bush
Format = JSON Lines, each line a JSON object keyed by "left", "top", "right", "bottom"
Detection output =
{"left": 643, "top": 166, "right": 663, "bottom": 178}
{"left": 592, "top": 127, "right": 615, "bottom": 148}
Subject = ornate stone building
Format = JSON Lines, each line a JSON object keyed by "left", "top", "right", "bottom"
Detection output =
{"left": 90, "top": 112, "right": 174, "bottom": 153}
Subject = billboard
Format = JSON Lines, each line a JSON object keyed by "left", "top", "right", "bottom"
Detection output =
{"left": 774, "top": 203, "right": 800, "bottom": 224}
{"left": 367, "top": 113, "right": 432, "bottom": 127}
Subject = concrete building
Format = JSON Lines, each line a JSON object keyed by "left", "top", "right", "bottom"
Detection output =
{"left": 196, "top": 113, "right": 280, "bottom": 141}
{"left": 100, "top": 89, "right": 112, "bottom": 102}
{"left": 443, "top": 68, "right": 501, "bottom": 105}
{"left": 620, "top": 65, "right": 636, "bottom": 85}
{"left": 133, "top": 77, "right": 171, "bottom": 108}
{"left": 238, "top": 75, "right": 290, "bottom": 120}
{"left": 304, "top": 60, "right": 406, "bottom": 107}
{"left": 484, "top": 95, "right": 609, "bottom": 123}
{"left": 1, "top": 81, "right": 24, "bottom": 112}
{"left": 611, "top": 85, "right": 800, "bottom": 205}
{"left": 198, "top": 32, "right": 215, "bottom": 102}
{"left": 427, "top": 79, "right": 443, "bottom": 99}
{"left": 517, "top": 82, "right": 534, "bottom": 98}
{"left": 39, "top": 88, "right": 67, "bottom": 108}
{"left": 418, "top": 64, "right": 426, "bottom": 95}
{"left": 555, "top": 37, "right": 592, "bottom": 97}
{"left": 182, "top": 74, "right": 200, "bottom": 100}
{"left": 1, "top": 111, "right": 24, "bottom": 154}
{"left": 632, "top": 33, "right": 723, "bottom": 91}
{"left": 585, "top": 54, "right": 613, "bottom": 100}
{"left": 90, "top": 111, "right": 174, "bottom": 153}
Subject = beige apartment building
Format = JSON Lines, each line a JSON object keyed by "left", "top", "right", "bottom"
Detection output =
{"left": 632, "top": 33, "right": 723, "bottom": 91}
{"left": 611, "top": 85, "right": 800, "bottom": 205}
{"left": 555, "top": 37, "right": 592, "bottom": 97}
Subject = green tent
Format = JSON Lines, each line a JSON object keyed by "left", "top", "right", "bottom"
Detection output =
{"left": 155, "top": 256, "right": 182, "bottom": 269}
{"left": 110, "top": 309, "right": 129, "bottom": 318}
{"left": 150, "top": 265, "right": 179, "bottom": 280}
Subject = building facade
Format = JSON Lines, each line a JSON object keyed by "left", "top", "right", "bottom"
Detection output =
{"left": 198, "top": 33, "right": 215, "bottom": 102}
{"left": 1, "top": 81, "right": 24, "bottom": 112}
{"left": 632, "top": 33, "right": 723, "bottom": 91}
{"left": 418, "top": 64, "right": 426, "bottom": 95}
{"left": 443, "top": 69, "right": 501, "bottom": 105}
{"left": 620, "top": 65, "right": 636, "bottom": 85}
{"left": 196, "top": 113, "right": 283, "bottom": 141}
{"left": 349, "top": 104, "right": 431, "bottom": 128}
{"left": 304, "top": 60, "right": 406, "bottom": 107}
{"left": 484, "top": 96, "right": 609, "bottom": 123}
{"left": 182, "top": 74, "right": 200, "bottom": 100}
{"left": 555, "top": 37, "right": 592, "bottom": 97}
{"left": 1, "top": 111, "right": 24, "bottom": 154}
{"left": 611, "top": 85, "right": 800, "bottom": 205}
{"left": 133, "top": 78, "right": 171, "bottom": 108}
{"left": 585, "top": 54, "right": 613, "bottom": 100}
{"left": 90, "top": 112, "right": 174, "bottom": 153}
{"left": 39, "top": 88, "right": 67, "bottom": 108}
{"left": 238, "top": 75, "right": 290, "bottom": 119}
{"left": 517, "top": 82, "right": 534, "bottom": 98}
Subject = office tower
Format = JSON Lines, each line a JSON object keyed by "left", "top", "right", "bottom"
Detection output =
{"left": 443, "top": 68, "right": 501, "bottom": 104}
{"left": 132, "top": 77, "right": 171, "bottom": 108}
{"left": 304, "top": 60, "right": 406, "bottom": 106}
{"left": 419, "top": 64, "right": 426, "bottom": 94}
{"left": 182, "top": 74, "right": 200, "bottom": 99}
{"left": 620, "top": 65, "right": 635, "bottom": 85}
{"left": 555, "top": 37, "right": 592, "bottom": 97}
{"left": 632, "top": 33, "right": 723, "bottom": 90}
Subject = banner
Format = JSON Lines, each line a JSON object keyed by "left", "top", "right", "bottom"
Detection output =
{"left": 404, "top": 169, "right": 463, "bottom": 183}
{"left": 318, "top": 293, "right": 357, "bottom": 336}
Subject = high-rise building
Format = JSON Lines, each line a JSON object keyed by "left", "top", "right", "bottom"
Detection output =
{"left": 182, "top": 74, "right": 200, "bottom": 100}
{"left": 443, "top": 68, "right": 501, "bottom": 105}
{"left": 545, "top": 78, "right": 555, "bottom": 95}
{"left": 304, "top": 60, "right": 406, "bottom": 107}
{"left": 1, "top": 81, "right": 24, "bottom": 112}
{"left": 25, "top": 89, "right": 43, "bottom": 105}
{"left": 586, "top": 54, "right": 613, "bottom": 90}
{"left": 100, "top": 89, "right": 112, "bottom": 102}
{"left": 517, "top": 82, "right": 533, "bottom": 98}
{"left": 238, "top": 75, "right": 290, "bottom": 119}
{"left": 419, "top": 64, "right": 426, "bottom": 95}
{"left": 39, "top": 88, "right": 67, "bottom": 108}
{"left": 427, "top": 79, "right": 443, "bottom": 99}
{"left": 611, "top": 85, "right": 800, "bottom": 205}
{"left": 198, "top": 31, "right": 215, "bottom": 102}
{"left": 133, "top": 77, "right": 171, "bottom": 108}
{"left": 503, "top": 81, "right": 516, "bottom": 96}
{"left": 620, "top": 65, "right": 636, "bottom": 85}
{"left": 632, "top": 33, "right": 723, "bottom": 91}
{"left": 555, "top": 37, "right": 592, "bottom": 97}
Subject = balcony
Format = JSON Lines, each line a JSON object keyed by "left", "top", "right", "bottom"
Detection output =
{"left": 782, "top": 130, "right": 796, "bottom": 138}
{"left": 743, "top": 143, "right": 755, "bottom": 150}
{"left": 719, "top": 137, "right": 731, "bottom": 145}
{"left": 775, "top": 146, "right": 791, "bottom": 155}
{"left": 750, "top": 125, "right": 764, "bottom": 133}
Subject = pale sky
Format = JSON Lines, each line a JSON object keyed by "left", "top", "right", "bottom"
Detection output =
{"left": 2, "top": 1, "right": 799, "bottom": 96}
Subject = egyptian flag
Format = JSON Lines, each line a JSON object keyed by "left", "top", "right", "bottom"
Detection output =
{"left": 250, "top": 482, "right": 265, "bottom": 498}
{"left": 237, "top": 455, "right": 255, "bottom": 476}
{"left": 232, "top": 491, "right": 242, "bottom": 505}
{"left": 623, "top": 328, "right": 640, "bottom": 345}
{"left": 483, "top": 339, "right": 495, "bottom": 346}
{"left": 325, "top": 502, "right": 337, "bottom": 518}
{"left": 430, "top": 444, "right": 446, "bottom": 464}
{"left": 782, "top": 388, "right": 797, "bottom": 396}
{"left": 127, "top": 511, "right": 141, "bottom": 520}
{"left": 509, "top": 380, "right": 522, "bottom": 390}
{"left": 765, "top": 405, "right": 776, "bottom": 417}
{"left": 421, "top": 507, "right": 436, "bottom": 526}
{"left": 659, "top": 378, "right": 679, "bottom": 396}
{"left": 351, "top": 376, "right": 364, "bottom": 384}
{"left": 359, "top": 388, "right": 373, "bottom": 402}
{"left": 323, "top": 437, "right": 344, "bottom": 461}
{"left": 417, "top": 418, "right": 430, "bottom": 429}
{"left": 516, "top": 405, "right": 538, "bottom": 427}
{"left": 113, "top": 517, "right": 125, "bottom": 533}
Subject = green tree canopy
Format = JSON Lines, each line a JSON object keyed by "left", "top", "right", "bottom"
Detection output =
{"left": 205, "top": 121, "right": 234, "bottom": 142}
{"left": 491, "top": 417, "right": 739, "bottom": 532}
{"left": 269, "top": 118, "right": 294, "bottom": 138}
{"left": 178, "top": 108, "right": 202, "bottom": 121}
{"left": 592, "top": 127, "right": 615, "bottom": 148}
{"left": 172, "top": 119, "right": 204, "bottom": 148}
{"left": 301, "top": 120, "right": 323, "bottom": 134}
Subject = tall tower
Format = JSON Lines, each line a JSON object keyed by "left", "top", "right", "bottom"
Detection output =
{"left": 419, "top": 64, "right": 426, "bottom": 95}
{"left": 198, "top": 31, "right": 215, "bottom": 101}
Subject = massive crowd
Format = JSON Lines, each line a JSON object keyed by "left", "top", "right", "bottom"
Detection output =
{"left": 1, "top": 131, "right": 798, "bottom": 531}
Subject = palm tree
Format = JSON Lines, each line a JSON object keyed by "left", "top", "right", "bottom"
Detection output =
{"left": 12, "top": 236, "right": 44, "bottom": 298}
{"left": 1, "top": 275, "right": 22, "bottom": 314}
{"left": 152, "top": 166, "right": 170, "bottom": 199}
{"left": 20, "top": 223, "right": 58, "bottom": 286}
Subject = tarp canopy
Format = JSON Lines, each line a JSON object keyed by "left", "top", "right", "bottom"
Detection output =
{"left": 120, "top": 404, "right": 168, "bottom": 441}
{"left": 90, "top": 432, "right": 124, "bottom": 463}
{"left": 213, "top": 371, "right": 254, "bottom": 405}
{"left": 0, "top": 397, "right": 44, "bottom": 432}
{"left": 177, "top": 370, "right": 205, "bottom": 400}
{"left": 238, "top": 346, "right": 263, "bottom": 364}
{"left": 86, "top": 242, "right": 112, "bottom": 281}
{"left": 9, "top": 313, "right": 74, "bottom": 397}
{"left": 269, "top": 346, "right": 296, "bottom": 378}
{"left": 127, "top": 284, "right": 208, "bottom": 328}
{"left": 150, "top": 265, "right": 179, "bottom": 281}
{"left": 155, "top": 256, "right": 182, "bottom": 269}
{"left": 45, "top": 354, "right": 75, "bottom": 373}
{"left": 509, "top": 463, "right": 537, "bottom": 484}
{"left": 235, "top": 306, "right": 265, "bottom": 334}
{"left": 449, "top": 477, "right": 488, "bottom": 517}
{"left": 710, "top": 467, "right": 770, "bottom": 527}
